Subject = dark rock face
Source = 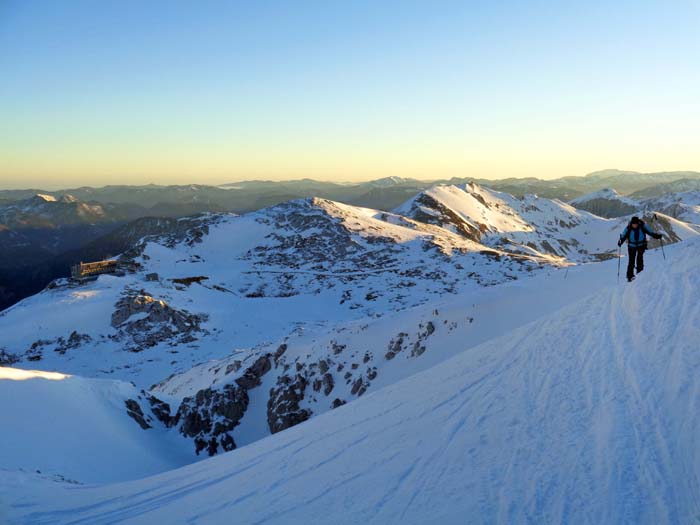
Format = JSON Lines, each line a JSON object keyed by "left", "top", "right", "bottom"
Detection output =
{"left": 235, "top": 354, "right": 271, "bottom": 390}
{"left": 147, "top": 394, "right": 172, "bottom": 427}
{"left": 312, "top": 373, "right": 334, "bottom": 396}
{"left": 572, "top": 198, "right": 637, "bottom": 218}
{"left": 171, "top": 384, "right": 249, "bottom": 456}
{"left": 331, "top": 398, "right": 346, "bottom": 409}
{"left": 267, "top": 374, "right": 311, "bottom": 434}
{"left": 110, "top": 291, "right": 205, "bottom": 352}
{"left": 273, "top": 344, "right": 288, "bottom": 363}
{"left": 385, "top": 332, "right": 408, "bottom": 360}
{"left": 406, "top": 193, "right": 483, "bottom": 242}
{"left": 21, "top": 331, "right": 92, "bottom": 361}
{"left": 55, "top": 331, "right": 92, "bottom": 355}
{"left": 125, "top": 399, "right": 152, "bottom": 430}
{"left": 0, "top": 348, "right": 20, "bottom": 365}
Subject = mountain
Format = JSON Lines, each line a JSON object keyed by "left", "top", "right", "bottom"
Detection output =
{"left": 3, "top": 235, "right": 700, "bottom": 524}
{"left": 569, "top": 188, "right": 639, "bottom": 218}
{"left": 0, "top": 194, "right": 148, "bottom": 311}
{"left": 641, "top": 191, "right": 700, "bottom": 224}
{"left": 395, "top": 183, "right": 696, "bottom": 261}
{"left": 630, "top": 178, "right": 700, "bottom": 199}
{"left": 1, "top": 188, "right": 697, "bottom": 461}
{"left": 0, "top": 193, "right": 108, "bottom": 229}
{"left": 571, "top": 188, "right": 700, "bottom": 224}
{"left": 0, "top": 197, "right": 557, "bottom": 386}
{"left": 5, "top": 170, "right": 700, "bottom": 219}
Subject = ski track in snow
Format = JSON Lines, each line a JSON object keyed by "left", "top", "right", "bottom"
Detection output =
{"left": 3, "top": 239, "right": 700, "bottom": 524}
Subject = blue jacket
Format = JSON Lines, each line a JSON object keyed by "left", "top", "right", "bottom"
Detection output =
{"left": 619, "top": 222, "right": 658, "bottom": 248}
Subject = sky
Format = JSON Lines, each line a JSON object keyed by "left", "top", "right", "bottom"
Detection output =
{"left": 1, "top": 0, "right": 699, "bottom": 189}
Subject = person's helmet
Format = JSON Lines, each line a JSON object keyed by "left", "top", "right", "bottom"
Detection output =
{"left": 630, "top": 216, "right": 641, "bottom": 225}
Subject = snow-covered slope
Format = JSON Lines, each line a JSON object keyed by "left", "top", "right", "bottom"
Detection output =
{"left": 571, "top": 188, "right": 700, "bottom": 225}
{"left": 395, "top": 183, "right": 696, "bottom": 261}
{"left": 569, "top": 188, "right": 638, "bottom": 218}
{"left": 2, "top": 192, "right": 697, "bottom": 458}
{"left": 0, "top": 367, "right": 192, "bottom": 484}
{"left": 0, "top": 193, "right": 108, "bottom": 228}
{"left": 0, "top": 198, "right": 554, "bottom": 388}
{"left": 642, "top": 191, "right": 700, "bottom": 224}
{"left": 4, "top": 237, "right": 700, "bottom": 524}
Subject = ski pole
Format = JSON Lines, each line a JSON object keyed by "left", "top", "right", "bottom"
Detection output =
{"left": 652, "top": 213, "right": 667, "bottom": 260}
{"left": 617, "top": 245, "right": 621, "bottom": 283}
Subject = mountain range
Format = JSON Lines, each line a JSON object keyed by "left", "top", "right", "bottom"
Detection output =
{"left": 3, "top": 169, "right": 700, "bottom": 311}
{"left": 3, "top": 176, "right": 700, "bottom": 523}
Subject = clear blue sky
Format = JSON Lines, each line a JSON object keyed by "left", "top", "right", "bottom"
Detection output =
{"left": 1, "top": 0, "right": 699, "bottom": 188}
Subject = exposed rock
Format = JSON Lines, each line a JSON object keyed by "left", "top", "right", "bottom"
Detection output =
{"left": 110, "top": 291, "right": 205, "bottom": 352}
{"left": 171, "top": 276, "right": 209, "bottom": 286}
{"left": 267, "top": 374, "right": 311, "bottom": 434}
{"left": 0, "top": 349, "right": 20, "bottom": 366}
{"left": 225, "top": 360, "right": 242, "bottom": 375}
{"left": 171, "top": 384, "right": 248, "bottom": 456}
{"left": 146, "top": 394, "right": 172, "bottom": 426}
{"left": 385, "top": 332, "right": 408, "bottom": 360}
{"left": 145, "top": 272, "right": 159, "bottom": 281}
{"left": 331, "top": 398, "right": 346, "bottom": 409}
{"left": 273, "top": 344, "right": 288, "bottom": 363}
{"left": 54, "top": 331, "right": 92, "bottom": 355}
{"left": 321, "top": 373, "right": 334, "bottom": 396}
{"left": 330, "top": 341, "right": 346, "bottom": 355}
{"left": 125, "top": 399, "right": 152, "bottom": 430}
{"left": 318, "top": 359, "right": 329, "bottom": 374}
{"left": 235, "top": 354, "right": 271, "bottom": 390}
{"left": 351, "top": 377, "right": 367, "bottom": 397}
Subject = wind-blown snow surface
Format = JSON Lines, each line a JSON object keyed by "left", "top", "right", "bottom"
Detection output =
{"left": 3, "top": 238, "right": 699, "bottom": 524}
{"left": 0, "top": 368, "right": 192, "bottom": 484}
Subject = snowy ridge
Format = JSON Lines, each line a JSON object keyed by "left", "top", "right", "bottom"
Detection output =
{"left": 571, "top": 187, "right": 700, "bottom": 224}
{"left": 569, "top": 187, "right": 636, "bottom": 205}
{"left": 0, "top": 196, "right": 555, "bottom": 387}
{"left": 395, "top": 182, "right": 691, "bottom": 261}
{"left": 0, "top": 191, "right": 697, "bottom": 459}
{"left": 4, "top": 237, "right": 700, "bottom": 524}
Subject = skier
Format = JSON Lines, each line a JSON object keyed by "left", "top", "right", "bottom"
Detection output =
{"left": 618, "top": 216, "right": 662, "bottom": 282}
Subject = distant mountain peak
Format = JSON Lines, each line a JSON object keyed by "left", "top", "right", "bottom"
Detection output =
{"left": 33, "top": 193, "right": 57, "bottom": 203}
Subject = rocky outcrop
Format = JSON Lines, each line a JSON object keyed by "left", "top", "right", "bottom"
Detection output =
{"left": 125, "top": 399, "right": 152, "bottom": 430}
{"left": 235, "top": 354, "right": 272, "bottom": 389}
{"left": 267, "top": 374, "right": 311, "bottom": 434}
{"left": 170, "top": 384, "right": 249, "bottom": 456}
{"left": 162, "top": 354, "right": 274, "bottom": 456}
{"left": 111, "top": 291, "right": 205, "bottom": 351}
{"left": 404, "top": 193, "right": 483, "bottom": 242}
{"left": 147, "top": 394, "right": 173, "bottom": 427}
{"left": 0, "top": 348, "right": 19, "bottom": 365}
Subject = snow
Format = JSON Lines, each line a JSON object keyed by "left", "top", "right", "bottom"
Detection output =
{"left": 570, "top": 187, "right": 637, "bottom": 205}
{"left": 0, "top": 197, "right": 558, "bottom": 388}
{"left": 3, "top": 188, "right": 700, "bottom": 523}
{"left": 0, "top": 368, "right": 69, "bottom": 381}
{"left": 2, "top": 237, "right": 699, "bottom": 524}
{"left": 33, "top": 193, "right": 57, "bottom": 202}
{"left": 0, "top": 368, "right": 194, "bottom": 484}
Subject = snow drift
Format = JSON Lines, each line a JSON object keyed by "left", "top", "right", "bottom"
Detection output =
{"left": 0, "top": 368, "right": 192, "bottom": 484}
{"left": 3, "top": 237, "right": 699, "bottom": 524}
